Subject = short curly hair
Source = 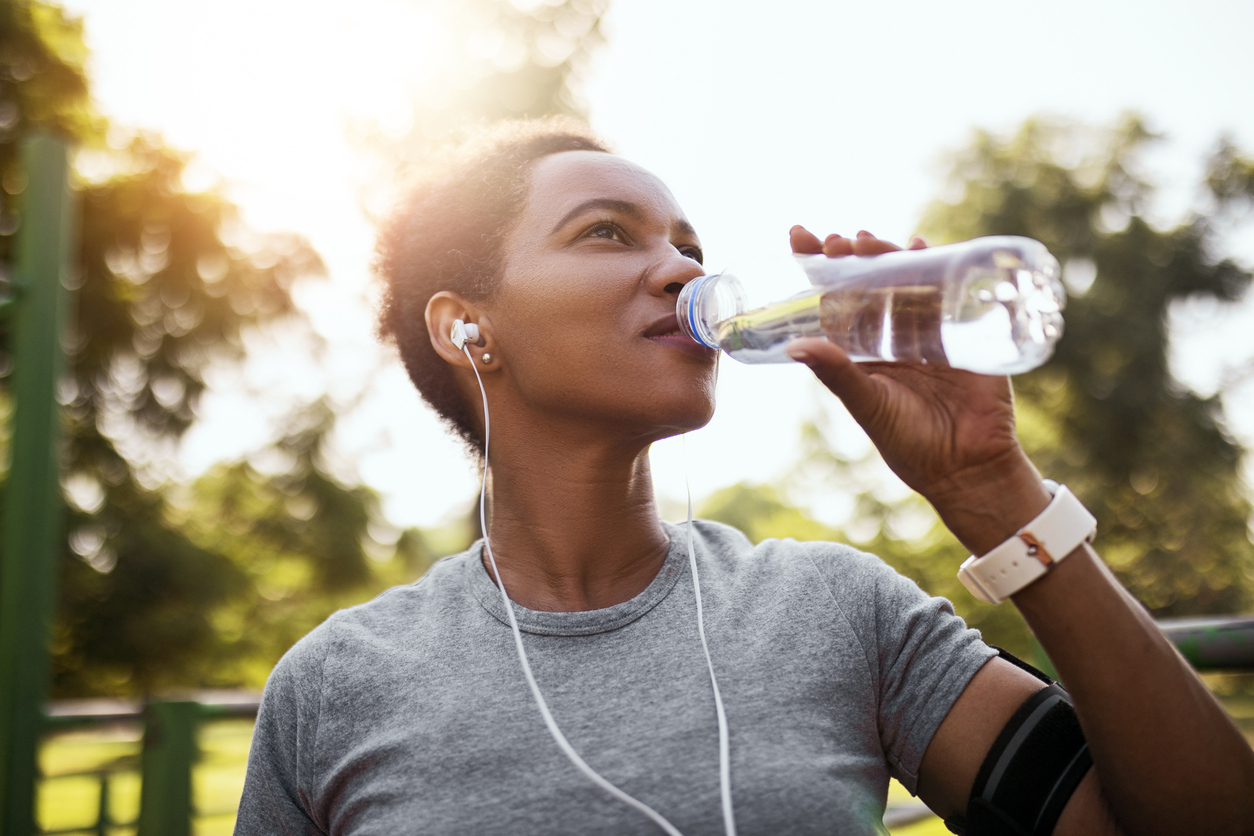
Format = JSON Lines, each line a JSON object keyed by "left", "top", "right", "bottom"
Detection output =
{"left": 374, "top": 118, "right": 612, "bottom": 454}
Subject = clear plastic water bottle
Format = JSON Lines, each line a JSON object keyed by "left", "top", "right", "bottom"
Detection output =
{"left": 676, "top": 236, "right": 1065, "bottom": 375}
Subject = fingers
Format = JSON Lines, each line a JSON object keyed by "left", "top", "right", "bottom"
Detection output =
{"left": 784, "top": 337, "right": 885, "bottom": 423}
{"left": 823, "top": 234, "right": 855, "bottom": 256}
{"left": 821, "top": 232, "right": 893, "bottom": 257}
{"left": 793, "top": 227, "right": 920, "bottom": 258}
{"left": 850, "top": 230, "right": 902, "bottom": 256}
{"left": 790, "top": 225, "right": 824, "bottom": 254}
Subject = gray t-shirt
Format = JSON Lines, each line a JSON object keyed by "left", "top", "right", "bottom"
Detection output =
{"left": 235, "top": 519, "right": 994, "bottom": 836}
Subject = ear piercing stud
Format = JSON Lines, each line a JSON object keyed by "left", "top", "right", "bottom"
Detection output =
{"left": 481, "top": 353, "right": 492, "bottom": 364}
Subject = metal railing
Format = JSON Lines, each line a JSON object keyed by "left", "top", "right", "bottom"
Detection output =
{"left": 1156, "top": 615, "right": 1254, "bottom": 670}
{"left": 39, "top": 694, "right": 260, "bottom": 836}
{"left": 33, "top": 617, "right": 1254, "bottom": 835}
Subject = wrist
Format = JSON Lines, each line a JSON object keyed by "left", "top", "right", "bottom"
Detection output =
{"left": 958, "top": 484, "right": 1098, "bottom": 605}
{"left": 927, "top": 452, "right": 1052, "bottom": 555}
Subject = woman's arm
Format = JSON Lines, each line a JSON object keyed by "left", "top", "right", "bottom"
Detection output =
{"left": 787, "top": 228, "right": 1254, "bottom": 834}
{"left": 917, "top": 535, "right": 1254, "bottom": 834}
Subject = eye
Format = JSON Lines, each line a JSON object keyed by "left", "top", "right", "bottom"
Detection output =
{"left": 584, "top": 221, "right": 628, "bottom": 243}
{"left": 680, "top": 246, "right": 704, "bottom": 265}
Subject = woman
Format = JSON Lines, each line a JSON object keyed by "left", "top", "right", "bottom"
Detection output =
{"left": 235, "top": 119, "right": 1254, "bottom": 835}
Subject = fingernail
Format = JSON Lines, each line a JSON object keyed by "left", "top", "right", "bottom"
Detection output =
{"left": 857, "top": 230, "right": 872, "bottom": 238}
{"left": 786, "top": 348, "right": 812, "bottom": 364}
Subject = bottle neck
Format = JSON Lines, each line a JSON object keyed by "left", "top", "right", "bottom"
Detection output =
{"left": 677, "top": 272, "right": 746, "bottom": 348}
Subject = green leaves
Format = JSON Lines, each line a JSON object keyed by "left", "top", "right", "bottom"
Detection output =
{"left": 353, "top": 0, "right": 610, "bottom": 214}
{"left": 921, "top": 115, "right": 1254, "bottom": 617}
{"left": 71, "top": 134, "right": 322, "bottom": 442}
{"left": 0, "top": 0, "right": 335, "bottom": 696}
{"left": 1, "top": 0, "right": 603, "bottom": 696}
{"left": 1206, "top": 137, "right": 1254, "bottom": 214}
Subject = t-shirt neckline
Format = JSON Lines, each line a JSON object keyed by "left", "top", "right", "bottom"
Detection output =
{"left": 466, "top": 521, "right": 689, "bottom": 636}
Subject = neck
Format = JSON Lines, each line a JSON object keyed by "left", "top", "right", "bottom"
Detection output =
{"left": 480, "top": 431, "right": 670, "bottom": 612}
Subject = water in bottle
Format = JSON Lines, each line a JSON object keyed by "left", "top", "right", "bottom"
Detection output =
{"left": 676, "top": 236, "right": 1065, "bottom": 375}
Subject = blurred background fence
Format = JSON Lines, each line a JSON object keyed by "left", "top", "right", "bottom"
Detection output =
{"left": 38, "top": 695, "right": 257, "bottom": 836}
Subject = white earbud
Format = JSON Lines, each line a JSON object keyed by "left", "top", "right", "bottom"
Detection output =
{"left": 451, "top": 319, "right": 484, "bottom": 351}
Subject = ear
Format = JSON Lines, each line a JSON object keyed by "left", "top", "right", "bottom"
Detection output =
{"left": 426, "top": 292, "right": 497, "bottom": 370}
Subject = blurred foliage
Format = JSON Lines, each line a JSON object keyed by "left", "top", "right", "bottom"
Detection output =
{"left": 432, "top": 0, "right": 607, "bottom": 123}
{"left": 160, "top": 400, "right": 445, "bottom": 690}
{"left": 704, "top": 116, "right": 1254, "bottom": 656}
{"left": 1206, "top": 138, "right": 1254, "bottom": 215}
{"left": 0, "top": 0, "right": 97, "bottom": 231}
{"left": 354, "top": 0, "right": 608, "bottom": 209}
{"left": 3, "top": 0, "right": 606, "bottom": 696}
{"left": 918, "top": 115, "right": 1254, "bottom": 617}
{"left": 0, "top": 0, "right": 348, "bottom": 697}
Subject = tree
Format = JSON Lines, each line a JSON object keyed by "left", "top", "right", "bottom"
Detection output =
{"left": 157, "top": 400, "right": 431, "bottom": 690}
{"left": 430, "top": 0, "right": 607, "bottom": 123}
{"left": 918, "top": 115, "right": 1254, "bottom": 617}
{"left": 0, "top": 0, "right": 335, "bottom": 695}
{"left": 3, "top": 0, "right": 615, "bottom": 696}
{"left": 353, "top": 0, "right": 610, "bottom": 210}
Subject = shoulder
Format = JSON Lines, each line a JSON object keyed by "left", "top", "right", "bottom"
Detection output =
{"left": 683, "top": 518, "right": 977, "bottom": 654}
{"left": 684, "top": 517, "right": 903, "bottom": 595}
{"left": 270, "top": 548, "right": 481, "bottom": 685}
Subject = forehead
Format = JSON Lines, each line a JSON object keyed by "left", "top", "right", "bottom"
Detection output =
{"left": 521, "top": 150, "right": 689, "bottom": 229}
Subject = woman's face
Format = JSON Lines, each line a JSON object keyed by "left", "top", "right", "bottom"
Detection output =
{"left": 483, "top": 150, "right": 718, "bottom": 442}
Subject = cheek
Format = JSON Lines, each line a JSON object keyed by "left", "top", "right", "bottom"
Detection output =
{"left": 487, "top": 297, "right": 625, "bottom": 411}
{"left": 492, "top": 297, "right": 618, "bottom": 367}
{"left": 491, "top": 267, "right": 636, "bottom": 357}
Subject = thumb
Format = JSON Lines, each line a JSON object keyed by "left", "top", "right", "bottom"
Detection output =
{"left": 785, "top": 337, "right": 886, "bottom": 424}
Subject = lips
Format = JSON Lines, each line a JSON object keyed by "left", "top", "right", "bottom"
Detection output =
{"left": 644, "top": 313, "right": 716, "bottom": 357}
{"left": 643, "top": 313, "right": 684, "bottom": 339}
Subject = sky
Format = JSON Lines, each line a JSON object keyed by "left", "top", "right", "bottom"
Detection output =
{"left": 57, "top": 0, "right": 1254, "bottom": 528}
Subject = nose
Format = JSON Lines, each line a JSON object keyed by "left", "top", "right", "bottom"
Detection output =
{"left": 648, "top": 250, "right": 707, "bottom": 298}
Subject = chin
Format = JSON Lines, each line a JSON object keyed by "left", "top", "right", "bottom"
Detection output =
{"left": 588, "top": 366, "right": 716, "bottom": 440}
{"left": 652, "top": 388, "right": 716, "bottom": 438}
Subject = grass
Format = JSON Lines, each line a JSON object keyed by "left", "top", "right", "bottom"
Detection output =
{"left": 37, "top": 719, "right": 252, "bottom": 836}
{"left": 34, "top": 692, "right": 1254, "bottom": 835}
{"left": 890, "top": 815, "right": 954, "bottom": 836}
{"left": 885, "top": 779, "right": 952, "bottom": 835}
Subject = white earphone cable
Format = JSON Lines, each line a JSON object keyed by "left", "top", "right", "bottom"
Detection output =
{"left": 683, "top": 433, "right": 737, "bottom": 836}
{"left": 463, "top": 345, "right": 686, "bottom": 836}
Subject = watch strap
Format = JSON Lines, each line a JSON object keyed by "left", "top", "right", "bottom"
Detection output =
{"left": 958, "top": 485, "right": 1097, "bottom": 604}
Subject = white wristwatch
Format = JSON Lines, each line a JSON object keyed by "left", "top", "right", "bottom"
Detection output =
{"left": 958, "top": 481, "right": 1097, "bottom": 604}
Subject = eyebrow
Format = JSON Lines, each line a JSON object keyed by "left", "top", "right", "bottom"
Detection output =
{"left": 549, "top": 197, "right": 698, "bottom": 240}
{"left": 551, "top": 198, "right": 641, "bottom": 234}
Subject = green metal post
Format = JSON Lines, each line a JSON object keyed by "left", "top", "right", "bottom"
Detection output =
{"left": 136, "top": 701, "right": 199, "bottom": 836}
{"left": 0, "top": 134, "right": 76, "bottom": 836}
{"left": 94, "top": 772, "right": 109, "bottom": 836}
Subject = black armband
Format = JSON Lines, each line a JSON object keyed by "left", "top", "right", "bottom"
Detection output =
{"left": 944, "top": 650, "right": 1092, "bottom": 836}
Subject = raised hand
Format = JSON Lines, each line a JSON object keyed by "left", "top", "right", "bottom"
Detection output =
{"left": 785, "top": 226, "right": 1051, "bottom": 555}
